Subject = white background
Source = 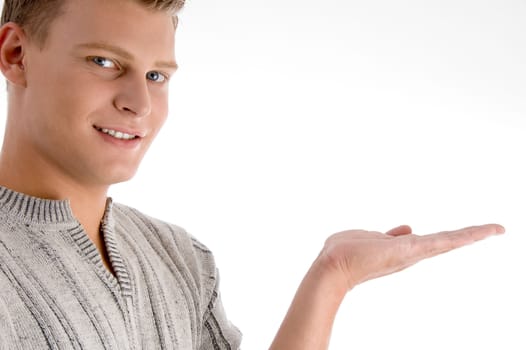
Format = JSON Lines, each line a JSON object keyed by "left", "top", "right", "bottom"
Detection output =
{"left": 1, "top": 0, "right": 525, "bottom": 349}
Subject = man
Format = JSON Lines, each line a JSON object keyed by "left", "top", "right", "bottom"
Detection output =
{"left": 0, "top": 0, "right": 504, "bottom": 349}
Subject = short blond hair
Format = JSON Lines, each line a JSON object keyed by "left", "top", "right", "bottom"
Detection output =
{"left": 1, "top": 0, "right": 184, "bottom": 46}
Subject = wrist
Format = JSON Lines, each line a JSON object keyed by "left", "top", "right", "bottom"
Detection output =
{"left": 269, "top": 248, "right": 350, "bottom": 350}
{"left": 309, "top": 249, "right": 352, "bottom": 302}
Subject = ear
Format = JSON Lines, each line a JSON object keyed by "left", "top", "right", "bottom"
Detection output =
{"left": 0, "top": 22, "right": 28, "bottom": 87}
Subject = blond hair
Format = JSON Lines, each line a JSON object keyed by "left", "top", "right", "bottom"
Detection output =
{"left": 1, "top": 0, "right": 184, "bottom": 46}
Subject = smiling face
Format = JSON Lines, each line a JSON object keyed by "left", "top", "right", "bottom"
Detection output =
{"left": 7, "top": 0, "right": 177, "bottom": 188}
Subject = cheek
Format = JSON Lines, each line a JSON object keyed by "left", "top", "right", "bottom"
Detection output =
{"left": 151, "top": 94, "right": 170, "bottom": 131}
{"left": 29, "top": 68, "right": 108, "bottom": 127}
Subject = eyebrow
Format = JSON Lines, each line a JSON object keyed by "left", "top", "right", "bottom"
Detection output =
{"left": 75, "top": 42, "right": 178, "bottom": 70}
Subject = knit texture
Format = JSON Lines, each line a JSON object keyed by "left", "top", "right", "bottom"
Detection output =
{"left": 0, "top": 186, "right": 241, "bottom": 349}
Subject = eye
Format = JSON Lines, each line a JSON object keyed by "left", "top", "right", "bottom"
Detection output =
{"left": 89, "top": 56, "right": 119, "bottom": 69}
{"left": 146, "top": 71, "right": 167, "bottom": 83}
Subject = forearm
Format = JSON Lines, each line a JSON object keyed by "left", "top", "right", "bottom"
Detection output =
{"left": 269, "top": 255, "right": 348, "bottom": 350}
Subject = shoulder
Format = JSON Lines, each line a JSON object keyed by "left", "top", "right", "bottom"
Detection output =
{"left": 110, "top": 202, "right": 219, "bottom": 301}
{"left": 111, "top": 202, "right": 206, "bottom": 249}
{"left": 111, "top": 203, "right": 242, "bottom": 348}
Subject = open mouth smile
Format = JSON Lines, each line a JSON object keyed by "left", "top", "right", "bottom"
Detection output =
{"left": 94, "top": 126, "right": 140, "bottom": 140}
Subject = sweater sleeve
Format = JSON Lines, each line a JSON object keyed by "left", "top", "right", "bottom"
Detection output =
{"left": 199, "top": 275, "right": 242, "bottom": 350}
{"left": 185, "top": 234, "right": 242, "bottom": 349}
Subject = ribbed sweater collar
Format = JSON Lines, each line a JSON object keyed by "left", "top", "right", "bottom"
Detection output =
{"left": 0, "top": 185, "right": 107, "bottom": 225}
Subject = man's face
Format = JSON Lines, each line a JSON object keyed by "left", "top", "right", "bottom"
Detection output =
{"left": 19, "top": 0, "right": 177, "bottom": 187}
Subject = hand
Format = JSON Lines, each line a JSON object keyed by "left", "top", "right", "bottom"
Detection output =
{"left": 318, "top": 224, "right": 505, "bottom": 291}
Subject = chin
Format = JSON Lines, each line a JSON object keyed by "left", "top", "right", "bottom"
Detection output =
{"left": 100, "top": 167, "right": 140, "bottom": 186}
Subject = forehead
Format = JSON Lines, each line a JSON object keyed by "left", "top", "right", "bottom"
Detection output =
{"left": 45, "top": 0, "right": 176, "bottom": 61}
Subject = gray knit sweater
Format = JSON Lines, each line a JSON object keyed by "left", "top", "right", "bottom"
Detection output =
{"left": 0, "top": 186, "right": 241, "bottom": 349}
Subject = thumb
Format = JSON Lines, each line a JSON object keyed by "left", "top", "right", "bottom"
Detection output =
{"left": 386, "top": 225, "right": 412, "bottom": 237}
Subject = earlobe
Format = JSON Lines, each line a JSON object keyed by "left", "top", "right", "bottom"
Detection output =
{"left": 0, "top": 22, "right": 28, "bottom": 87}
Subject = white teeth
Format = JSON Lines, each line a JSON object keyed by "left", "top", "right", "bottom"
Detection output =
{"left": 99, "top": 127, "right": 136, "bottom": 140}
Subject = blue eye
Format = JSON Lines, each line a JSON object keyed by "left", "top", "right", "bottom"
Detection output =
{"left": 146, "top": 71, "right": 167, "bottom": 83}
{"left": 90, "top": 56, "right": 118, "bottom": 69}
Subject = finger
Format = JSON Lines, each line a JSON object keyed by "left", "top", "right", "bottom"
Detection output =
{"left": 386, "top": 225, "right": 412, "bottom": 237}
{"left": 414, "top": 224, "right": 505, "bottom": 258}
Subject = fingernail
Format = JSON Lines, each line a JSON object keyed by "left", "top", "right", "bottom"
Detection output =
{"left": 496, "top": 225, "right": 506, "bottom": 234}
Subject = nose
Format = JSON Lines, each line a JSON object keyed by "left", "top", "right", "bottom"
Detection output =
{"left": 113, "top": 73, "right": 152, "bottom": 118}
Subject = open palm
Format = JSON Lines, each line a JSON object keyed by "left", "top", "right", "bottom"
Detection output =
{"left": 320, "top": 224, "right": 505, "bottom": 289}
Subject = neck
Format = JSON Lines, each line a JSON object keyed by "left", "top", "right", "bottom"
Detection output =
{"left": 0, "top": 147, "right": 109, "bottom": 248}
